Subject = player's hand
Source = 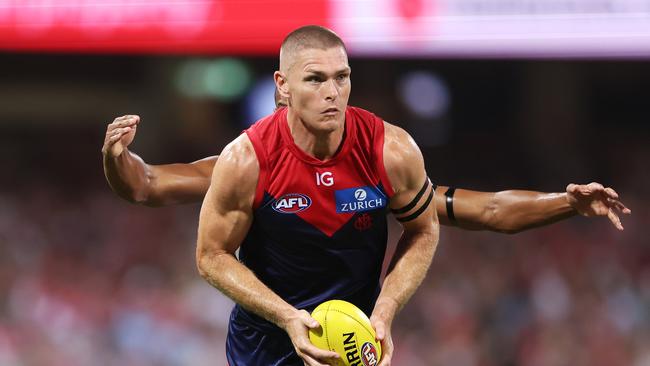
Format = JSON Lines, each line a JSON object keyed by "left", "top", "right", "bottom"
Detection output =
{"left": 566, "top": 182, "right": 631, "bottom": 230}
{"left": 102, "top": 115, "right": 140, "bottom": 158}
{"left": 283, "top": 309, "right": 340, "bottom": 366}
{"left": 370, "top": 313, "right": 394, "bottom": 366}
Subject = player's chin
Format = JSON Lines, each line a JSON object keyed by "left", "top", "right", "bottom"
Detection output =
{"left": 307, "top": 117, "right": 341, "bottom": 134}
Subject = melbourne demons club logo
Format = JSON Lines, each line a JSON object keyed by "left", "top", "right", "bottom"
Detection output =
{"left": 272, "top": 193, "right": 312, "bottom": 214}
{"left": 354, "top": 213, "right": 373, "bottom": 231}
{"left": 361, "top": 342, "right": 379, "bottom": 366}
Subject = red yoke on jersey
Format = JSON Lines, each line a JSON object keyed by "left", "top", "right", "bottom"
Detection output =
{"left": 246, "top": 106, "right": 395, "bottom": 237}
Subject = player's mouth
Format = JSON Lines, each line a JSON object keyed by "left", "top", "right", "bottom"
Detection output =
{"left": 322, "top": 107, "right": 339, "bottom": 116}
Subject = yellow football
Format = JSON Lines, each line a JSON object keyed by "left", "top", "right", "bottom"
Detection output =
{"left": 309, "top": 300, "right": 382, "bottom": 366}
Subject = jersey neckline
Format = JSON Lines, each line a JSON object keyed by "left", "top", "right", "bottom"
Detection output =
{"left": 279, "top": 107, "right": 357, "bottom": 167}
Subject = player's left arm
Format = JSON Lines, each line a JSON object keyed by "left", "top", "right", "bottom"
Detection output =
{"left": 434, "top": 182, "right": 631, "bottom": 233}
{"left": 370, "top": 122, "right": 439, "bottom": 366}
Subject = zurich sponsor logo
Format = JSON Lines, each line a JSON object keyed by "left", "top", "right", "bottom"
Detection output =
{"left": 273, "top": 193, "right": 312, "bottom": 214}
{"left": 335, "top": 186, "right": 387, "bottom": 213}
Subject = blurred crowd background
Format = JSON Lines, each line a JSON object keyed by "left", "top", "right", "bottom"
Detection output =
{"left": 1, "top": 1, "right": 649, "bottom": 364}
{"left": 0, "top": 54, "right": 647, "bottom": 366}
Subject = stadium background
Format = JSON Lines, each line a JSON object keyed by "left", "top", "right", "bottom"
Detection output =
{"left": 0, "top": 1, "right": 648, "bottom": 365}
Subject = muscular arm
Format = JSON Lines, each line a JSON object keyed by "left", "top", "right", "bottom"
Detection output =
{"left": 371, "top": 123, "right": 439, "bottom": 366}
{"left": 196, "top": 135, "right": 290, "bottom": 323}
{"left": 434, "top": 183, "right": 630, "bottom": 233}
{"left": 103, "top": 118, "right": 629, "bottom": 232}
{"left": 104, "top": 152, "right": 216, "bottom": 206}
{"left": 101, "top": 114, "right": 217, "bottom": 206}
{"left": 195, "top": 135, "right": 338, "bottom": 365}
{"left": 435, "top": 187, "right": 573, "bottom": 233}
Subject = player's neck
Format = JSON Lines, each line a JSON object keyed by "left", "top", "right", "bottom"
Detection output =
{"left": 286, "top": 111, "right": 345, "bottom": 161}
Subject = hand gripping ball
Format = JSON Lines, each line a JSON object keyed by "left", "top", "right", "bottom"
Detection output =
{"left": 309, "top": 300, "right": 382, "bottom": 366}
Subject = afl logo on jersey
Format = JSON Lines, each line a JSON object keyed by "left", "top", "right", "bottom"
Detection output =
{"left": 273, "top": 193, "right": 312, "bottom": 214}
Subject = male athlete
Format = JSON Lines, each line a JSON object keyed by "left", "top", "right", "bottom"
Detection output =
{"left": 194, "top": 26, "right": 439, "bottom": 366}
{"left": 102, "top": 118, "right": 629, "bottom": 233}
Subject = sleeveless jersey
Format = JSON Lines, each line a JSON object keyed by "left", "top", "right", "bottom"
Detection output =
{"left": 232, "top": 106, "right": 395, "bottom": 334}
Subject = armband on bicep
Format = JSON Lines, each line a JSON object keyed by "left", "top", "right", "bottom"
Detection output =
{"left": 391, "top": 177, "right": 434, "bottom": 222}
{"left": 444, "top": 187, "right": 457, "bottom": 224}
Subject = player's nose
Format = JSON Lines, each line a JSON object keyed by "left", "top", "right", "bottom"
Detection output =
{"left": 323, "top": 79, "right": 338, "bottom": 101}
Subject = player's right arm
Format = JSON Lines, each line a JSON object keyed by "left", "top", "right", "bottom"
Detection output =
{"left": 434, "top": 183, "right": 630, "bottom": 233}
{"left": 195, "top": 134, "right": 339, "bottom": 366}
{"left": 102, "top": 115, "right": 216, "bottom": 206}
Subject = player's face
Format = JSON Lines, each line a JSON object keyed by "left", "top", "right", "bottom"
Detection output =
{"left": 284, "top": 46, "right": 351, "bottom": 133}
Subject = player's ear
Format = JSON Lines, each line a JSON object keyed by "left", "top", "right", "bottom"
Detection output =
{"left": 274, "top": 71, "right": 290, "bottom": 99}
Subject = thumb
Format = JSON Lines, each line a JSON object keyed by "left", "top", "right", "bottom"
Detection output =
{"left": 373, "top": 320, "right": 385, "bottom": 341}
{"left": 303, "top": 315, "right": 320, "bottom": 329}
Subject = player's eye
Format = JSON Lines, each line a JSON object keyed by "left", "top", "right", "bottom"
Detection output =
{"left": 336, "top": 73, "right": 349, "bottom": 82}
{"left": 305, "top": 76, "right": 322, "bottom": 83}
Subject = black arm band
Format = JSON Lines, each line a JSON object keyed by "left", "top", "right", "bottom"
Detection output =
{"left": 391, "top": 177, "right": 430, "bottom": 215}
{"left": 396, "top": 187, "right": 434, "bottom": 222}
{"left": 445, "top": 187, "right": 457, "bottom": 224}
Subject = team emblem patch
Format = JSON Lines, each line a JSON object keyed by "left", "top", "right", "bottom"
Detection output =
{"left": 354, "top": 213, "right": 373, "bottom": 231}
{"left": 273, "top": 193, "right": 312, "bottom": 214}
{"left": 335, "top": 186, "right": 387, "bottom": 213}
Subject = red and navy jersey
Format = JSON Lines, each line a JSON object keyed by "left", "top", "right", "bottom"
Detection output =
{"left": 235, "top": 106, "right": 394, "bottom": 331}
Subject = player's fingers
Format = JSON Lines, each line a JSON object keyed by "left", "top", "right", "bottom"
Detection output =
{"left": 112, "top": 127, "right": 132, "bottom": 136}
{"left": 603, "top": 187, "right": 619, "bottom": 199}
{"left": 607, "top": 209, "right": 624, "bottom": 231}
{"left": 112, "top": 115, "right": 132, "bottom": 124}
{"left": 608, "top": 199, "right": 631, "bottom": 214}
{"left": 104, "top": 127, "right": 123, "bottom": 146}
{"left": 378, "top": 357, "right": 392, "bottom": 366}
{"left": 612, "top": 200, "right": 631, "bottom": 214}
{"left": 119, "top": 115, "right": 140, "bottom": 127}
{"left": 575, "top": 185, "right": 594, "bottom": 196}
{"left": 587, "top": 182, "right": 605, "bottom": 192}
{"left": 111, "top": 115, "right": 139, "bottom": 127}
{"left": 106, "top": 129, "right": 130, "bottom": 146}
{"left": 378, "top": 346, "right": 392, "bottom": 366}
{"left": 108, "top": 133, "right": 122, "bottom": 143}
{"left": 299, "top": 343, "right": 339, "bottom": 362}
{"left": 106, "top": 121, "right": 121, "bottom": 133}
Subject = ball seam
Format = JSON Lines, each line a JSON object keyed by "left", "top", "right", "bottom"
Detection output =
{"left": 325, "top": 308, "right": 376, "bottom": 341}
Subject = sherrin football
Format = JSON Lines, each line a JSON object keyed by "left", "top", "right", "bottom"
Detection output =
{"left": 309, "top": 300, "right": 382, "bottom": 366}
